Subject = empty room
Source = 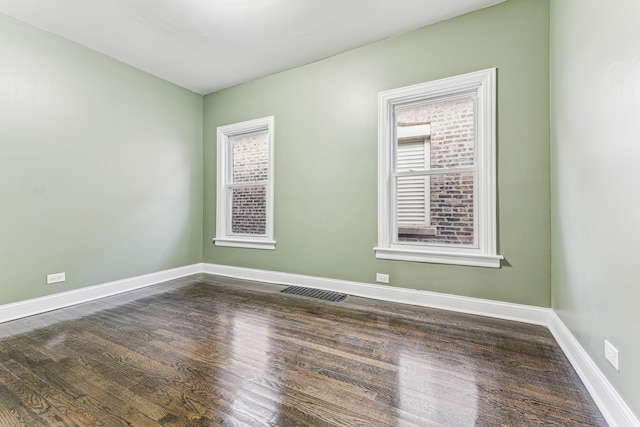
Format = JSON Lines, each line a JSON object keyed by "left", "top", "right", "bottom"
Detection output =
{"left": 0, "top": 0, "right": 638, "bottom": 425}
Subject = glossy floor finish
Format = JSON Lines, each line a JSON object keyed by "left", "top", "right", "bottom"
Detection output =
{"left": 0, "top": 275, "right": 605, "bottom": 426}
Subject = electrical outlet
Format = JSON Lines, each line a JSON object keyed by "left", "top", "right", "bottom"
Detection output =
{"left": 47, "top": 272, "right": 66, "bottom": 285}
{"left": 375, "top": 273, "right": 389, "bottom": 283}
{"left": 604, "top": 340, "right": 619, "bottom": 371}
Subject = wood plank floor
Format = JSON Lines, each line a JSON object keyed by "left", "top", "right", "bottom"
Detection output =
{"left": 0, "top": 274, "right": 606, "bottom": 426}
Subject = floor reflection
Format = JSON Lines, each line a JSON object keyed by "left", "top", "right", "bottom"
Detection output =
{"left": 398, "top": 348, "right": 478, "bottom": 425}
{"left": 227, "top": 311, "right": 279, "bottom": 424}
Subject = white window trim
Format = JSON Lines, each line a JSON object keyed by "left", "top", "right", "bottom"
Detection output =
{"left": 214, "top": 116, "right": 275, "bottom": 250}
{"left": 374, "top": 69, "right": 503, "bottom": 268}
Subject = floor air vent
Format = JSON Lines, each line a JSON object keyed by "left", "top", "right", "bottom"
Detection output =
{"left": 280, "top": 286, "right": 348, "bottom": 302}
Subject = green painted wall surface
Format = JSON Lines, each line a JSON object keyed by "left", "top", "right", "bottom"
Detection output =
{"left": 204, "top": 0, "right": 551, "bottom": 307}
{"left": 0, "top": 14, "right": 204, "bottom": 305}
{"left": 551, "top": 0, "right": 640, "bottom": 418}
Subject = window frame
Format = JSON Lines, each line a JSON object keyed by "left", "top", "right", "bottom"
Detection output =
{"left": 214, "top": 116, "right": 275, "bottom": 250}
{"left": 374, "top": 69, "right": 502, "bottom": 268}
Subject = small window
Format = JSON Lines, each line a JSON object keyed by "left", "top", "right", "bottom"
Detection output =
{"left": 375, "top": 69, "right": 502, "bottom": 267}
{"left": 214, "top": 116, "right": 275, "bottom": 250}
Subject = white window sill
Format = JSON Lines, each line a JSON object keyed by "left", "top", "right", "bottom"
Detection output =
{"left": 374, "top": 247, "right": 503, "bottom": 268}
{"left": 214, "top": 238, "right": 276, "bottom": 250}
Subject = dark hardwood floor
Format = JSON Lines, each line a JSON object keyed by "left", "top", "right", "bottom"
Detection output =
{"left": 0, "top": 274, "right": 605, "bottom": 426}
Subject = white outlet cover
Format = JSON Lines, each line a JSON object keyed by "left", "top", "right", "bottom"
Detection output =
{"left": 604, "top": 340, "right": 619, "bottom": 371}
{"left": 47, "top": 272, "right": 66, "bottom": 285}
{"left": 376, "top": 273, "right": 389, "bottom": 283}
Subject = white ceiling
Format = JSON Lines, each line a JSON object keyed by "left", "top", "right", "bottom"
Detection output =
{"left": 0, "top": 0, "right": 504, "bottom": 94}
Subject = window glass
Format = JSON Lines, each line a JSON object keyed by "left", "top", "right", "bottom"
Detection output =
{"left": 394, "top": 96, "right": 477, "bottom": 247}
{"left": 396, "top": 172, "right": 475, "bottom": 246}
{"left": 231, "top": 186, "right": 267, "bottom": 235}
{"left": 395, "top": 96, "right": 475, "bottom": 171}
{"left": 231, "top": 130, "right": 269, "bottom": 184}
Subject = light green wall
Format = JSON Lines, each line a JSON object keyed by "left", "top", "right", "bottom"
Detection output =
{"left": 204, "top": 0, "right": 551, "bottom": 307}
{"left": 0, "top": 13, "right": 204, "bottom": 305}
{"left": 551, "top": 0, "right": 640, "bottom": 418}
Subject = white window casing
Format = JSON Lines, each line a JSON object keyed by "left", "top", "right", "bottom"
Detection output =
{"left": 375, "top": 69, "right": 503, "bottom": 268}
{"left": 214, "top": 116, "right": 275, "bottom": 250}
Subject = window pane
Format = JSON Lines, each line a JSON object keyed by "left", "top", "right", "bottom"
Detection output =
{"left": 397, "top": 172, "right": 475, "bottom": 246}
{"left": 231, "top": 130, "right": 268, "bottom": 183}
{"left": 231, "top": 185, "right": 267, "bottom": 235}
{"left": 395, "top": 96, "right": 475, "bottom": 170}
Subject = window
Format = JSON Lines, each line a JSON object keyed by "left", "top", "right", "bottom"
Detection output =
{"left": 214, "top": 116, "right": 275, "bottom": 250}
{"left": 375, "top": 69, "right": 502, "bottom": 268}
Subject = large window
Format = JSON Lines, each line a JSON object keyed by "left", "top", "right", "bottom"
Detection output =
{"left": 215, "top": 116, "right": 275, "bottom": 250}
{"left": 375, "top": 69, "right": 502, "bottom": 267}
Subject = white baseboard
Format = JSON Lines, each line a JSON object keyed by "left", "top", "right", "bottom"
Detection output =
{"left": 0, "top": 264, "right": 202, "bottom": 324}
{"left": 202, "top": 263, "right": 550, "bottom": 325}
{"left": 549, "top": 312, "right": 640, "bottom": 427}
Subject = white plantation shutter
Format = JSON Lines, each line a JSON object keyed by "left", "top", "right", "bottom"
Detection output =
{"left": 397, "top": 138, "right": 430, "bottom": 226}
{"left": 397, "top": 139, "right": 425, "bottom": 170}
